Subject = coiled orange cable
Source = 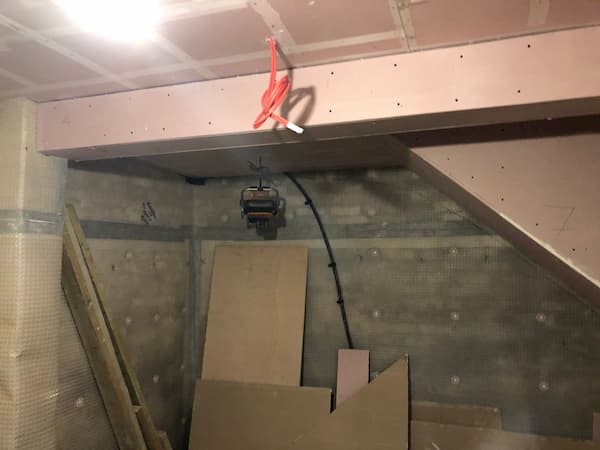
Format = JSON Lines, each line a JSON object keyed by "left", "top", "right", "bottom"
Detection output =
{"left": 253, "top": 36, "right": 303, "bottom": 134}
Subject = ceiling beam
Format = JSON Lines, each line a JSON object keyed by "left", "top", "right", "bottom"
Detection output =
{"left": 37, "top": 26, "right": 600, "bottom": 160}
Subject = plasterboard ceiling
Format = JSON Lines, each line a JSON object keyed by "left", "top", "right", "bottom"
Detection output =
{"left": 0, "top": 0, "right": 599, "bottom": 102}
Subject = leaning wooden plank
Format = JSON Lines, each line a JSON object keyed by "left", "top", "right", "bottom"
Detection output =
{"left": 411, "top": 421, "right": 600, "bottom": 450}
{"left": 189, "top": 380, "right": 331, "bottom": 450}
{"left": 62, "top": 218, "right": 147, "bottom": 450}
{"left": 594, "top": 412, "right": 600, "bottom": 441}
{"left": 158, "top": 432, "right": 172, "bottom": 450}
{"left": 336, "top": 349, "right": 369, "bottom": 408}
{"left": 289, "top": 355, "right": 409, "bottom": 450}
{"left": 412, "top": 400, "right": 502, "bottom": 429}
{"left": 66, "top": 205, "right": 167, "bottom": 450}
{"left": 201, "top": 245, "right": 309, "bottom": 385}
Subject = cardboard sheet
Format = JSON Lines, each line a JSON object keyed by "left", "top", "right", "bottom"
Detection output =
{"left": 411, "top": 421, "right": 600, "bottom": 450}
{"left": 335, "top": 349, "right": 369, "bottom": 407}
{"left": 201, "top": 245, "right": 308, "bottom": 386}
{"left": 412, "top": 401, "right": 502, "bottom": 429}
{"left": 333, "top": 350, "right": 499, "bottom": 430}
{"left": 289, "top": 356, "right": 409, "bottom": 450}
{"left": 188, "top": 380, "right": 331, "bottom": 450}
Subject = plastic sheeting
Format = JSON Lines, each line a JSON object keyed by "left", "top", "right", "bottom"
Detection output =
{"left": 0, "top": 98, "right": 115, "bottom": 449}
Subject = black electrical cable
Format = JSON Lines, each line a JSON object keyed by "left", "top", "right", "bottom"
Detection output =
{"left": 284, "top": 172, "right": 354, "bottom": 349}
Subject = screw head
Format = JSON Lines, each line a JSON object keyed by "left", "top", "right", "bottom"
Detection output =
{"left": 451, "top": 375, "right": 461, "bottom": 385}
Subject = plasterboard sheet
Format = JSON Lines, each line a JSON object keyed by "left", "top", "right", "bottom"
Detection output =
{"left": 189, "top": 380, "right": 331, "bottom": 450}
{"left": 201, "top": 245, "right": 308, "bottom": 386}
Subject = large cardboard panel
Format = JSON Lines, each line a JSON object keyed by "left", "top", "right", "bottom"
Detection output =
{"left": 411, "top": 421, "right": 600, "bottom": 450}
{"left": 188, "top": 380, "right": 331, "bottom": 450}
{"left": 201, "top": 245, "right": 308, "bottom": 385}
{"left": 335, "top": 349, "right": 369, "bottom": 407}
{"left": 289, "top": 356, "right": 409, "bottom": 450}
{"left": 412, "top": 401, "right": 502, "bottom": 429}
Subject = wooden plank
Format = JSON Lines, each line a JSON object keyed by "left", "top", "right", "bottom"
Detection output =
{"left": 62, "top": 217, "right": 147, "bottom": 450}
{"left": 188, "top": 380, "right": 331, "bottom": 450}
{"left": 201, "top": 245, "right": 309, "bottom": 385}
{"left": 412, "top": 401, "right": 502, "bottom": 429}
{"left": 158, "top": 432, "right": 172, "bottom": 450}
{"left": 411, "top": 421, "right": 600, "bottom": 450}
{"left": 65, "top": 205, "right": 168, "bottom": 450}
{"left": 335, "top": 349, "right": 369, "bottom": 408}
{"left": 594, "top": 412, "right": 600, "bottom": 441}
{"left": 289, "top": 356, "right": 409, "bottom": 450}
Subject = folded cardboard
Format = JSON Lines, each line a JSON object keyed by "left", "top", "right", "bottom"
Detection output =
{"left": 201, "top": 245, "right": 309, "bottom": 386}
{"left": 289, "top": 356, "right": 409, "bottom": 450}
{"left": 189, "top": 380, "right": 331, "bottom": 450}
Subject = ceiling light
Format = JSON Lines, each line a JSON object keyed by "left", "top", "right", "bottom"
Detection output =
{"left": 54, "top": 0, "right": 160, "bottom": 42}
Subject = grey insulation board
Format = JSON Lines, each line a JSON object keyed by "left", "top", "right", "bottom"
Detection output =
{"left": 201, "top": 245, "right": 308, "bottom": 386}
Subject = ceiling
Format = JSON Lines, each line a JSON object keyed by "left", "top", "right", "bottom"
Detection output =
{"left": 1, "top": 0, "right": 599, "bottom": 102}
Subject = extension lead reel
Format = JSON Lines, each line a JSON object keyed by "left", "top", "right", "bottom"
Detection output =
{"left": 240, "top": 185, "right": 281, "bottom": 228}
{"left": 240, "top": 159, "right": 283, "bottom": 228}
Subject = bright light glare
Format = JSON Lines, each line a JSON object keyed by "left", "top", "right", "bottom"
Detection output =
{"left": 55, "top": 0, "right": 160, "bottom": 42}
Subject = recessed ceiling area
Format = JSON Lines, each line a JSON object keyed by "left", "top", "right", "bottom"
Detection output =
{"left": 0, "top": 0, "right": 599, "bottom": 102}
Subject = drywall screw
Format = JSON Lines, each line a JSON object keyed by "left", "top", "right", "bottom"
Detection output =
{"left": 536, "top": 312, "right": 547, "bottom": 323}
{"left": 75, "top": 397, "right": 85, "bottom": 408}
{"left": 449, "top": 247, "right": 458, "bottom": 256}
{"left": 153, "top": 313, "right": 160, "bottom": 322}
{"left": 538, "top": 380, "right": 549, "bottom": 391}
{"left": 372, "top": 309, "right": 381, "bottom": 319}
{"left": 451, "top": 375, "right": 461, "bottom": 385}
{"left": 153, "top": 375, "right": 160, "bottom": 383}
{"left": 125, "top": 316, "right": 132, "bottom": 325}
{"left": 450, "top": 311, "right": 460, "bottom": 321}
